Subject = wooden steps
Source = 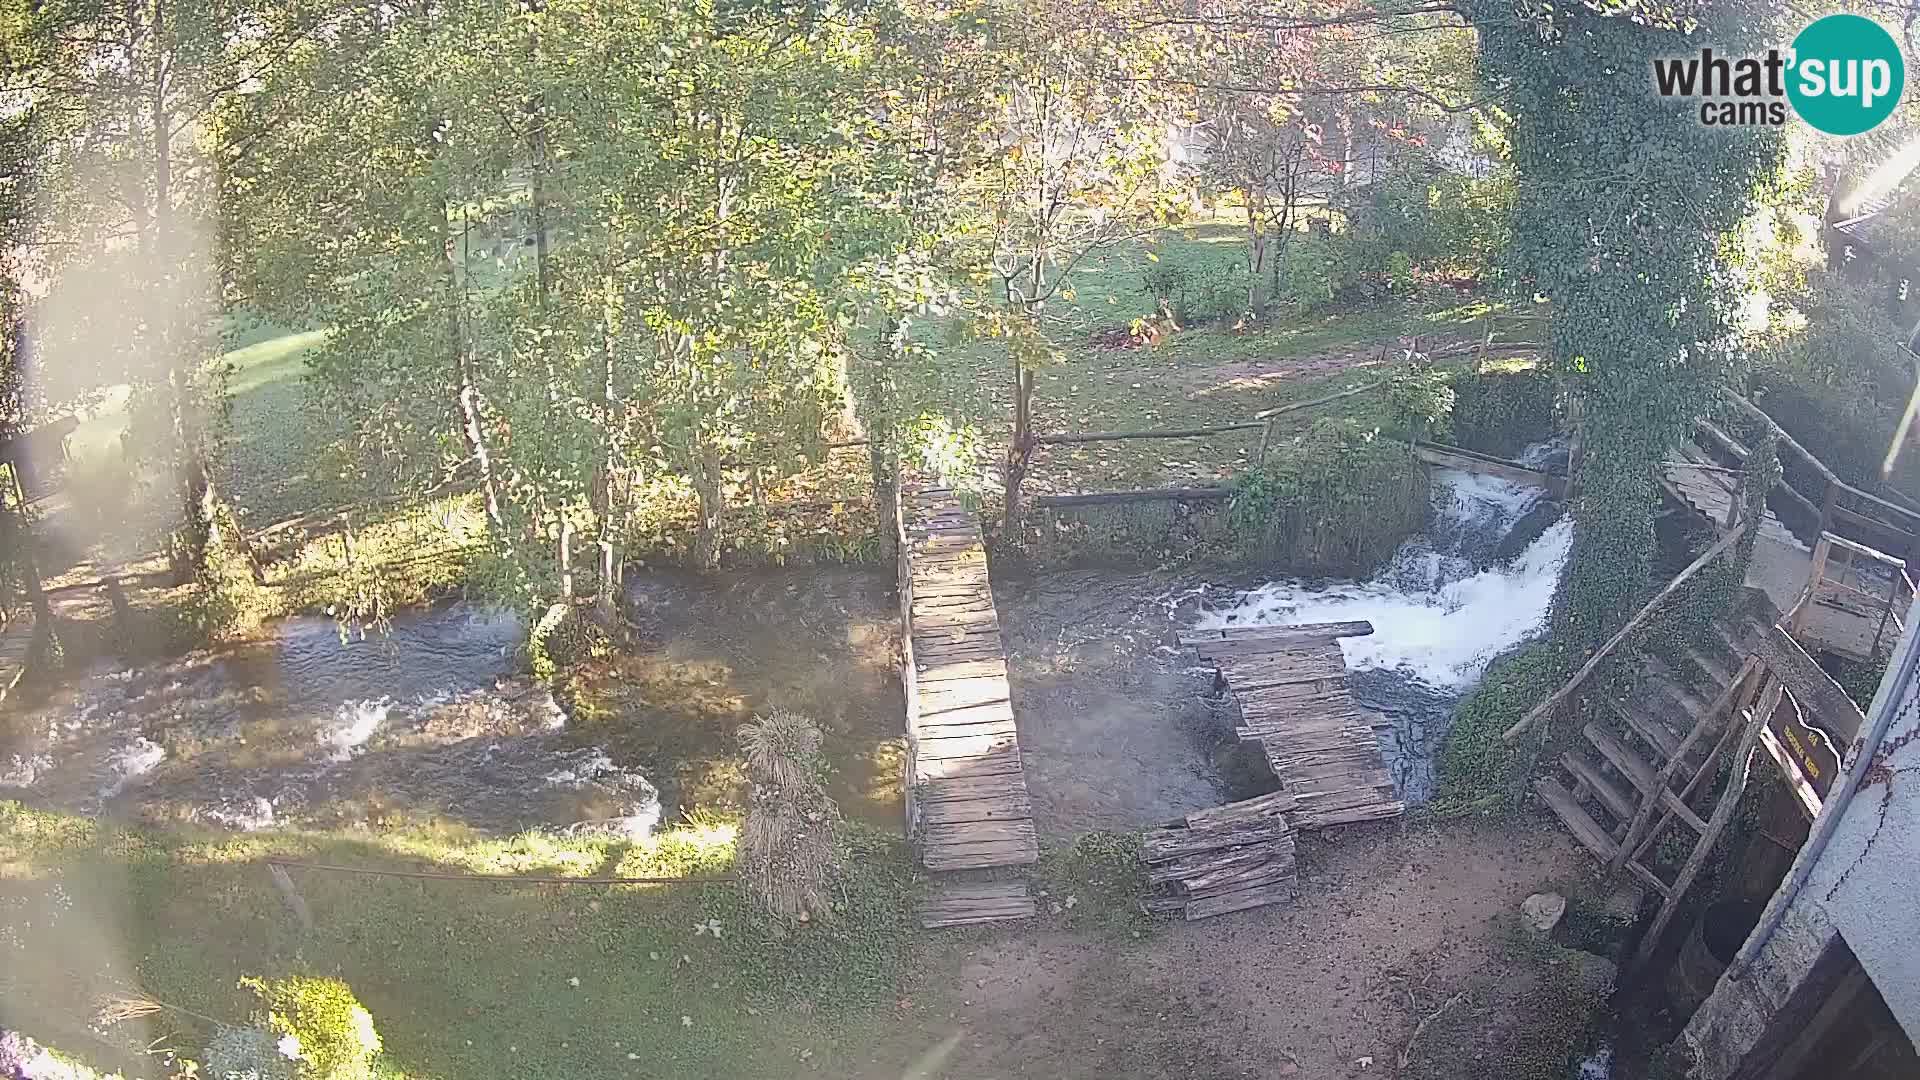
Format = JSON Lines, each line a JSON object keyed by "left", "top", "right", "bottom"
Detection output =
{"left": 1186, "top": 621, "right": 1404, "bottom": 831}
{"left": 1534, "top": 777, "right": 1620, "bottom": 863}
{"left": 1142, "top": 792, "right": 1298, "bottom": 920}
{"left": 920, "top": 880, "right": 1037, "bottom": 929}
{"left": 900, "top": 487, "right": 1037, "bottom": 914}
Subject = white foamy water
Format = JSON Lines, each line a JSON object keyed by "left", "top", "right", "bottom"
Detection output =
{"left": 100, "top": 737, "right": 166, "bottom": 797}
{"left": 318, "top": 698, "right": 392, "bottom": 761}
{"left": 1199, "top": 469, "right": 1570, "bottom": 689}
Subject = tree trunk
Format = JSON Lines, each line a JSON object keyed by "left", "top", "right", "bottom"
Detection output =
{"left": 444, "top": 203, "right": 505, "bottom": 530}
{"left": 691, "top": 443, "right": 725, "bottom": 572}
{"left": 1244, "top": 188, "right": 1268, "bottom": 316}
{"left": 1003, "top": 360, "right": 1035, "bottom": 535}
{"left": 592, "top": 274, "right": 622, "bottom": 615}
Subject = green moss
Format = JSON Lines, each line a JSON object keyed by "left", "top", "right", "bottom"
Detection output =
{"left": 1031, "top": 830, "right": 1150, "bottom": 938}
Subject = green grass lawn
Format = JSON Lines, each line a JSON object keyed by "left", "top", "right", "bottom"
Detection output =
{"left": 0, "top": 804, "right": 922, "bottom": 1080}
{"left": 927, "top": 220, "right": 1515, "bottom": 495}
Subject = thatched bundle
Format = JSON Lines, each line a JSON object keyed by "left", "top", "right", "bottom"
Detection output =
{"left": 737, "top": 709, "right": 843, "bottom": 928}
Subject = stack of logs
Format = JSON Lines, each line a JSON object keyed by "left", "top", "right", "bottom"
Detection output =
{"left": 1143, "top": 792, "right": 1298, "bottom": 920}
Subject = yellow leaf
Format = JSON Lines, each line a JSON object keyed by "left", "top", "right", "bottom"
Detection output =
{"left": 1145, "top": 252, "right": 1159, "bottom": 262}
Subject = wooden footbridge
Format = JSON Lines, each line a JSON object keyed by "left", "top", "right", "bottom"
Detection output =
{"left": 1180, "top": 620, "right": 1405, "bottom": 830}
{"left": 897, "top": 487, "right": 1039, "bottom": 928}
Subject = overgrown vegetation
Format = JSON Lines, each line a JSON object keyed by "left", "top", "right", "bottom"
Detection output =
{"left": 737, "top": 710, "right": 844, "bottom": 929}
{"left": 1232, "top": 420, "right": 1429, "bottom": 577}
{"left": 1030, "top": 830, "right": 1151, "bottom": 938}
{"left": 1434, "top": 641, "right": 1570, "bottom": 812}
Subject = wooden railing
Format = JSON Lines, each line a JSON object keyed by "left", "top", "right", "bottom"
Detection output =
{"left": 1721, "top": 392, "right": 1920, "bottom": 560}
{"left": 1787, "top": 531, "right": 1917, "bottom": 660}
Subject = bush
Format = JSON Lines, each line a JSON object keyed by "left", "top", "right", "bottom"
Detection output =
{"left": 1433, "top": 641, "right": 1569, "bottom": 811}
{"left": 202, "top": 1025, "right": 295, "bottom": 1080}
{"left": 1449, "top": 363, "right": 1560, "bottom": 457}
{"left": 239, "top": 976, "right": 381, "bottom": 1080}
{"left": 1140, "top": 253, "right": 1250, "bottom": 324}
{"left": 1230, "top": 419, "right": 1428, "bottom": 576}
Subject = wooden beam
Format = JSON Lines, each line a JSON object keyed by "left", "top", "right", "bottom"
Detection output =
{"left": 1631, "top": 676, "right": 1778, "bottom": 972}
{"left": 1610, "top": 657, "right": 1762, "bottom": 875}
{"left": 1413, "top": 441, "right": 1566, "bottom": 495}
{"left": 1503, "top": 527, "right": 1746, "bottom": 743}
{"left": 1035, "top": 423, "right": 1263, "bottom": 445}
{"left": 1752, "top": 623, "right": 1869, "bottom": 747}
{"left": 1032, "top": 487, "right": 1230, "bottom": 508}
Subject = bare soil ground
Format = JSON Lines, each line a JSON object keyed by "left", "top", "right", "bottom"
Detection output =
{"left": 841, "top": 819, "right": 1588, "bottom": 1080}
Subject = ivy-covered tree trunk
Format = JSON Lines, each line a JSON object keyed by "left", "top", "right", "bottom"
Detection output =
{"left": 1470, "top": 0, "right": 1786, "bottom": 653}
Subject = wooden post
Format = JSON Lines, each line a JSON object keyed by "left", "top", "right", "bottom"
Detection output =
{"left": 1791, "top": 533, "right": 1833, "bottom": 636}
{"left": 1256, "top": 420, "right": 1274, "bottom": 469}
{"left": 1870, "top": 561, "right": 1905, "bottom": 657}
{"left": 1631, "top": 674, "right": 1782, "bottom": 973}
{"left": 1819, "top": 481, "right": 1838, "bottom": 538}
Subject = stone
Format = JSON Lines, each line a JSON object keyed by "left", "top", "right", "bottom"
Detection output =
{"left": 1494, "top": 501, "right": 1565, "bottom": 562}
{"left": 1522, "top": 891, "right": 1568, "bottom": 932}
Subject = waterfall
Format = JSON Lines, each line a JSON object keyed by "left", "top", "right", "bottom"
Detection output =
{"left": 1196, "top": 461, "right": 1572, "bottom": 803}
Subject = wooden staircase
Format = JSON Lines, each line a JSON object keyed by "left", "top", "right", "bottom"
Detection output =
{"left": 1534, "top": 612, "right": 1773, "bottom": 960}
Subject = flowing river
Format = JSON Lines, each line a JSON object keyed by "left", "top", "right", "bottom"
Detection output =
{"left": 0, "top": 459, "right": 1566, "bottom": 837}
{"left": 0, "top": 568, "right": 907, "bottom": 837}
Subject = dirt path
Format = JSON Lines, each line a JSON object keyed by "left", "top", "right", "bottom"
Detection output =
{"left": 841, "top": 819, "right": 1585, "bottom": 1080}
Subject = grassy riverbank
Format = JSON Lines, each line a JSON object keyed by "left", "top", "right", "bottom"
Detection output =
{"left": 0, "top": 804, "right": 919, "bottom": 1080}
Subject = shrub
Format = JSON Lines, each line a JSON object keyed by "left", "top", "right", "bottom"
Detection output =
{"left": 238, "top": 976, "right": 381, "bottom": 1080}
{"left": 1230, "top": 419, "right": 1428, "bottom": 576}
{"left": 737, "top": 709, "right": 844, "bottom": 929}
{"left": 202, "top": 1025, "right": 295, "bottom": 1080}
{"left": 1275, "top": 236, "right": 1339, "bottom": 311}
{"left": 1449, "top": 362, "right": 1560, "bottom": 457}
{"left": 1140, "top": 252, "right": 1249, "bottom": 324}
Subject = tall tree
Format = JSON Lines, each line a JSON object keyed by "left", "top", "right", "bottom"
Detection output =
{"left": 1, "top": 0, "right": 321, "bottom": 578}
{"left": 1470, "top": 0, "right": 1786, "bottom": 649}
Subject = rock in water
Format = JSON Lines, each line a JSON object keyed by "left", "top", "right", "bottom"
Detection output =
{"left": 1522, "top": 891, "right": 1568, "bottom": 932}
{"left": 1494, "top": 501, "right": 1565, "bottom": 563}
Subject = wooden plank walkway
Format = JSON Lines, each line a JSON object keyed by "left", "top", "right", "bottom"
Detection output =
{"left": 1180, "top": 621, "right": 1404, "bottom": 830}
{"left": 899, "top": 487, "right": 1040, "bottom": 890}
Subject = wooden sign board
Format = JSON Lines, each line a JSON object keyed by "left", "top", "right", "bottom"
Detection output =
{"left": 1760, "top": 688, "right": 1843, "bottom": 816}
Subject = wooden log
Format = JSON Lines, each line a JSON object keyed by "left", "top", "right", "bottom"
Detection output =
{"left": 913, "top": 730, "right": 1019, "bottom": 761}
{"left": 1146, "top": 843, "right": 1290, "bottom": 886}
{"left": 918, "top": 772, "right": 1029, "bottom": 804}
{"left": 915, "top": 658, "right": 1008, "bottom": 683}
{"left": 1032, "top": 487, "right": 1231, "bottom": 509}
{"left": 1413, "top": 442, "right": 1564, "bottom": 492}
{"left": 1142, "top": 818, "right": 1290, "bottom": 862}
{"left": 1184, "top": 790, "right": 1296, "bottom": 828}
{"left": 913, "top": 747, "right": 1025, "bottom": 780}
{"left": 1503, "top": 526, "right": 1746, "bottom": 743}
{"left": 1035, "top": 422, "right": 1265, "bottom": 444}
{"left": 1183, "top": 880, "right": 1295, "bottom": 920}
{"left": 1178, "top": 620, "right": 1375, "bottom": 648}
{"left": 1181, "top": 855, "right": 1298, "bottom": 897}
{"left": 916, "top": 792, "right": 1034, "bottom": 826}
